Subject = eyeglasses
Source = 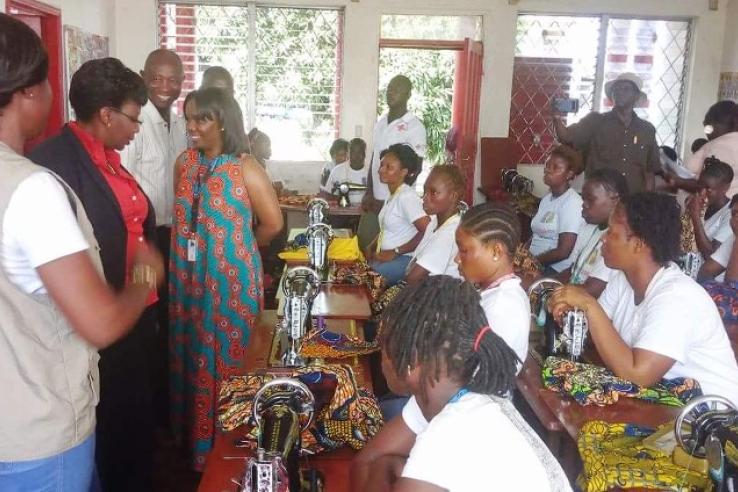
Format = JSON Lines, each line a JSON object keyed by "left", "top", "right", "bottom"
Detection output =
{"left": 109, "top": 107, "right": 143, "bottom": 125}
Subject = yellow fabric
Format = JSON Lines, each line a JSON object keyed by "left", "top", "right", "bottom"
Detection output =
{"left": 578, "top": 420, "right": 709, "bottom": 492}
{"left": 278, "top": 236, "right": 365, "bottom": 262}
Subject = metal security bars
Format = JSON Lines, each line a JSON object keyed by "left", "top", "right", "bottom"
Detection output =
{"left": 158, "top": 2, "right": 343, "bottom": 161}
{"left": 511, "top": 13, "right": 691, "bottom": 164}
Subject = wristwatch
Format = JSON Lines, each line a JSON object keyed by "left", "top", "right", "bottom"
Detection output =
{"left": 393, "top": 247, "right": 401, "bottom": 256}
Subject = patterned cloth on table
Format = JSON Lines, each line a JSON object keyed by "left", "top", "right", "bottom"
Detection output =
{"left": 702, "top": 279, "right": 738, "bottom": 323}
{"left": 169, "top": 149, "right": 264, "bottom": 471}
{"left": 542, "top": 357, "right": 702, "bottom": 407}
{"left": 299, "top": 329, "right": 379, "bottom": 359}
{"left": 278, "top": 236, "right": 365, "bottom": 262}
{"left": 370, "top": 281, "right": 406, "bottom": 317}
{"left": 332, "top": 262, "right": 385, "bottom": 302}
{"left": 578, "top": 420, "right": 709, "bottom": 492}
{"left": 217, "top": 363, "right": 383, "bottom": 454}
{"left": 513, "top": 244, "right": 542, "bottom": 279}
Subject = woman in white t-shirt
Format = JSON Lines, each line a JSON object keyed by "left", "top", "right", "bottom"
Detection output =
{"left": 367, "top": 143, "right": 430, "bottom": 286}
{"left": 405, "top": 165, "right": 464, "bottom": 284}
{"left": 351, "top": 276, "right": 571, "bottom": 492}
{"left": 0, "top": 15, "right": 164, "bottom": 490}
{"left": 529, "top": 145, "right": 585, "bottom": 274}
{"left": 550, "top": 192, "right": 738, "bottom": 406}
{"left": 558, "top": 169, "right": 628, "bottom": 297}
{"left": 684, "top": 157, "right": 734, "bottom": 268}
{"left": 455, "top": 202, "right": 531, "bottom": 367}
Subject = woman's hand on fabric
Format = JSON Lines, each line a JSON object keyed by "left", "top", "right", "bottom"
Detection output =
{"left": 375, "top": 249, "right": 398, "bottom": 263}
{"left": 547, "top": 284, "right": 597, "bottom": 321}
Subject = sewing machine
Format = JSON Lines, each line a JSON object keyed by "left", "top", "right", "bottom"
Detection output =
{"left": 679, "top": 252, "right": 703, "bottom": 280}
{"left": 332, "top": 182, "right": 367, "bottom": 208}
{"left": 280, "top": 267, "right": 321, "bottom": 367}
{"left": 458, "top": 200, "right": 469, "bottom": 217}
{"left": 240, "top": 378, "right": 323, "bottom": 492}
{"left": 501, "top": 168, "right": 534, "bottom": 197}
{"left": 528, "top": 278, "right": 588, "bottom": 361}
{"left": 306, "top": 198, "right": 329, "bottom": 227}
{"left": 675, "top": 395, "right": 738, "bottom": 490}
{"left": 306, "top": 223, "right": 333, "bottom": 281}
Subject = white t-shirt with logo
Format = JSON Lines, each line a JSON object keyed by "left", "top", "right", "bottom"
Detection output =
{"left": 479, "top": 277, "right": 531, "bottom": 368}
{"left": 377, "top": 184, "right": 426, "bottom": 252}
{"left": 598, "top": 265, "right": 738, "bottom": 407}
{"left": 370, "top": 112, "right": 427, "bottom": 201}
{"left": 319, "top": 161, "right": 340, "bottom": 193}
{"left": 409, "top": 214, "right": 460, "bottom": 278}
{"left": 710, "top": 234, "right": 735, "bottom": 282}
{"left": 529, "top": 188, "right": 584, "bottom": 272}
{"left": 568, "top": 223, "right": 614, "bottom": 284}
{"left": 401, "top": 393, "right": 572, "bottom": 492}
{"left": 704, "top": 201, "right": 733, "bottom": 245}
{"left": 325, "top": 162, "right": 368, "bottom": 204}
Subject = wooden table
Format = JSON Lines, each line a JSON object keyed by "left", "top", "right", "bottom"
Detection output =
{"left": 280, "top": 201, "right": 362, "bottom": 217}
{"left": 200, "top": 307, "right": 374, "bottom": 491}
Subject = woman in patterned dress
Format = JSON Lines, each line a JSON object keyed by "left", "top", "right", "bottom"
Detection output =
{"left": 169, "top": 88, "right": 282, "bottom": 469}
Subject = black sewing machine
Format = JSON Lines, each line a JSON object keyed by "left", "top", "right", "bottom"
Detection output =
{"left": 332, "top": 182, "right": 367, "bottom": 208}
{"left": 675, "top": 395, "right": 738, "bottom": 491}
{"left": 528, "top": 278, "right": 588, "bottom": 361}
{"left": 280, "top": 267, "right": 321, "bottom": 367}
{"left": 240, "top": 378, "right": 323, "bottom": 492}
{"left": 501, "top": 168, "right": 534, "bottom": 197}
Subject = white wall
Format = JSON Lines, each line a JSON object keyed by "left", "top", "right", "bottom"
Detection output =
{"left": 113, "top": 0, "right": 729, "bottom": 200}
{"left": 723, "top": 0, "right": 738, "bottom": 71}
{"left": 2, "top": 0, "right": 113, "bottom": 38}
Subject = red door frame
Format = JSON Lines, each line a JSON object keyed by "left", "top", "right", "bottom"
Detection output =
{"left": 7, "top": 0, "right": 64, "bottom": 142}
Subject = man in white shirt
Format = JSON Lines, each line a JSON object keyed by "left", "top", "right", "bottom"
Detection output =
{"left": 358, "top": 75, "right": 427, "bottom": 249}
{"left": 119, "top": 48, "right": 187, "bottom": 427}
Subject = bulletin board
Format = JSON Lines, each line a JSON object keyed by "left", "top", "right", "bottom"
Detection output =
{"left": 63, "top": 25, "right": 109, "bottom": 119}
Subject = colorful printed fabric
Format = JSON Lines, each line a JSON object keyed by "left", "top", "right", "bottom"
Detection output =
{"left": 702, "top": 279, "right": 738, "bottom": 323}
{"left": 542, "top": 357, "right": 702, "bottom": 407}
{"left": 332, "top": 262, "right": 385, "bottom": 302}
{"left": 513, "top": 244, "right": 542, "bottom": 279}
{"left": 578, "top": 420, "right": 709, "bottom": 492}
{"left": 217, "top": 363, "right": 383, "bottom": 454}
{"left": 371, "top": 281, "right": 406, "bottom": 317}
{"left": 299, "top": 329, "right": 379, "bottom": 359}
{"left": 169, "top": 150, "right": 264, "bottom": 471}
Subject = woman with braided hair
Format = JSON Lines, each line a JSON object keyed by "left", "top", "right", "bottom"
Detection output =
{"left": 351, "top": 276, "right": 571, "bottom": 491}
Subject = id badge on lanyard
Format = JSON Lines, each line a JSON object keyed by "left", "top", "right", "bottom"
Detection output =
{"left": 187, "top": 238, "right": 198, "bottom": 262}
{"left": 188, "top": 156, "right": 218, "bottom": 262}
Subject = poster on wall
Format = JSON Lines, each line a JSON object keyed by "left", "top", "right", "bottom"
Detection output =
{"left": 719, "top": 72, "right": 738, "bottom": 103}
{"left": 63, "top": 25, "right": 109, "bottom": 120}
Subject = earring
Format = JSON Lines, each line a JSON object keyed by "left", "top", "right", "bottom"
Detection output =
{"left": 220, "top": 127, "right": 225, "bottom": 132}
{"left": 106, "top": 122, "right": 112, "bottom": 128}
{"left": 493, "top": 256, "right": 499, "bottom": 261}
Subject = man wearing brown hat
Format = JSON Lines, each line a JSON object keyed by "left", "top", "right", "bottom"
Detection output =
{"left": 552, "top": 73, "right": 660, "bottom": 192}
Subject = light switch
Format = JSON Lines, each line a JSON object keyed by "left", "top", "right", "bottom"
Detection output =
{"left": 355, "top": 125, "right": 363, "bottom": 137}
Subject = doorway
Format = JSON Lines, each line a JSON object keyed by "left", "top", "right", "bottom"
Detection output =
{"left": 7, "top": 0, "right": 64, "bottom": 150}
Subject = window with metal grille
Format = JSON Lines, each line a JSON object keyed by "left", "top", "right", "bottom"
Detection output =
{"left": 158, "top": 2, "right": 343, "bottom": 161}
{"left": 511, "top": 13, "right": 691, "bottom": 165}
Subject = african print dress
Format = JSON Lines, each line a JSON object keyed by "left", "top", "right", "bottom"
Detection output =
{"left": 169, "top": 149, "right": 263, "bottom": 470}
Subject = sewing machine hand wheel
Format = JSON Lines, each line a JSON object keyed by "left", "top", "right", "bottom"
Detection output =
{"left": 675, "top": 395, "right": 737, "bottom": 458}
{"left": 282, "top": 266, "right": 321, "bottom": 297}
{"left": 527, "top": 278, "right": 563, "bottom": 325}
{"left": 252, "top": 378, "right": 316, "bottom": 434}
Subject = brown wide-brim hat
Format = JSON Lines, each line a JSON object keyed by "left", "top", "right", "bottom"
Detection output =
{"left": 605, "top": 72, "right": 647, "bottom": 105}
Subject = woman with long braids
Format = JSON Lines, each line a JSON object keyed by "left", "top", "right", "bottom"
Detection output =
{"left": 351, "top": 276, "right": 571, "bottom": 491}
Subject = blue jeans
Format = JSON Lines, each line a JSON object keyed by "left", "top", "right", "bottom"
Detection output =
{"left": 0, "top": 434, "right": 96, "bottom": 492}
{"left": 379, "top": 394, "right": 410, "bottom": 421}
{"left": 371, "top": 254, "right": 412, "bottom": 287}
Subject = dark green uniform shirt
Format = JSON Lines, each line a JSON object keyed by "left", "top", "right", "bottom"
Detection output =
{"left": 567, "top": 110, "right": 660, "bottom": 193}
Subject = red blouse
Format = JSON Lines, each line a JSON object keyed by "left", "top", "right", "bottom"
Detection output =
{"left": 69, "top": 122, "right": 157, "bottom": 305}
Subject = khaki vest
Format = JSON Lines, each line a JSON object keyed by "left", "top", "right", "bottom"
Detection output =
{"left": 0, "top": 142, "right": 103, "bottom": 461}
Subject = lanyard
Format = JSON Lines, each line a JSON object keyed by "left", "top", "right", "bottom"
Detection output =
{"left": 480, "top": 272, "right": 519, "bottom": 291}
{"left": 448, "top": 387, "right": 469, "bottom": 404}
{"left": 571, "top": 227, "right": 604, "bottom": 284}
{"left": 189, "top": 153, "right": 223, "bottom": 236}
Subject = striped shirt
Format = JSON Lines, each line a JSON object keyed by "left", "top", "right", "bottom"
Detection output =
{"left": 120, "top": 101, "right": 187, "bottom": 226}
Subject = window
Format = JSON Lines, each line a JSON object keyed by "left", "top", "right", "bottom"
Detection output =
{"left": 158, "top": 2, "right": 343, "bottom": 161}
{"left": 511, "top": 14, "right": 691, "bottom": 164}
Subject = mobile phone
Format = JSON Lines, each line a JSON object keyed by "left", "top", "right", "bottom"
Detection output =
{"left": 552, "top": 97, "right": 580, "bottom": 114}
